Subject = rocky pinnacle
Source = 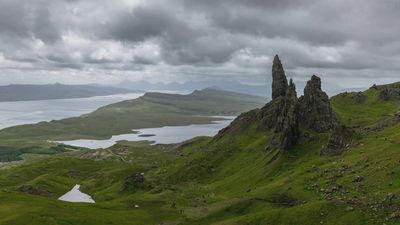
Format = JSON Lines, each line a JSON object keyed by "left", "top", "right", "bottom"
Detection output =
{"left": 271, "top": 55, "right": 288, "bottom": 99}
{"left": 298, "top": 75, "right": 336, "bottom": 132}
{"left": 270, "top": 79, "right": 300, "bottom": 150}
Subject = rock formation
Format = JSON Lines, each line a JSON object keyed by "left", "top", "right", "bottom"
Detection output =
{"left": 268, "top": 80, "right": 300, "bottom": 150}
{"left": 354, "top": 92, "right": 366, "bottom": 103}
{"left": 371, "top": 82, "right": 400, "bottom": 101}
{"left": 216, "top": 55, "right": 337, "bottom": 152}
{"left": 321, "top": 124, "right": 356, "bottom": 156}
{"left": 260, "top": 55, "right": 300, "bottom": 150}
{"left": 272, "top": 55, "right": 288, "bottom": 99}
{"left": 298, "top": 75, "right": 336, "bottom": 132}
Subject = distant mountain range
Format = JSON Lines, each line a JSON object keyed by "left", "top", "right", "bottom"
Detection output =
{"left": 0, "top": 83, "right": 139, "bottom": 102}
{"left": 116, "top": 79, "right": 365, "bottom": 97}
{"left": 0, "top": 81, "right": 365, "bottom": 102}
{"left": 116, "top": 80, "right": 269, "bottom": 97}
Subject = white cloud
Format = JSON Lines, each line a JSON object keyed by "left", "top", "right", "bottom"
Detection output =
{"left": 0, "top": 0, "right": 399, "bottom": 91}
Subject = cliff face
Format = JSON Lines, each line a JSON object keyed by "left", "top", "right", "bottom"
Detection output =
{"left": 298, "top": 75, "right": 336, "bottom": 132}
{"left": 267, "top": 80, "right": 300, "bottom": 150}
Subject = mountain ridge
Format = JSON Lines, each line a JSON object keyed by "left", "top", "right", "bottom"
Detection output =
{"left": 0, "top": 83, "right": 140, "bottom": 102}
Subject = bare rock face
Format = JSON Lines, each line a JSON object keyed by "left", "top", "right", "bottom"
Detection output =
{"left": 268, "top": 80, "right": 300, "bottom": 150}
{"left": 272, "top": 55, "right": 288, "bottom": 99}
{"left": 321, "top": 124, "right": 356, "bottom": 156}
{"left": 261, "top": 55, "right": 300, "bottom": 151}
{"left": 298, "top": 75, "right": 336, "bottom": 132}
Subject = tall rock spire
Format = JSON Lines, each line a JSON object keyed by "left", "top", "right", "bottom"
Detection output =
{"left": 272, "top": 55, "right": 288, "bottom": 99}
{"left": 268, "top": 79, "right": 300, "bottom": 150}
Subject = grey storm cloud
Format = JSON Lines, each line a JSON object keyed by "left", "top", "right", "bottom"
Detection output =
{"left": 0, "top": 0, "right": 400, "bottom": 89}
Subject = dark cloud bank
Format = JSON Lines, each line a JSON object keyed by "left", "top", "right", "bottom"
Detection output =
{"left": 0, "top": 0, "right": 400, "bottom": 94}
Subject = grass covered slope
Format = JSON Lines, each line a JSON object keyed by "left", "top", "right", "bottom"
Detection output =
{"left": 0, "top": 144, "right": 182, "bottom": 225}
{"left": 2, "top": 113, "right": 400, "bottom": 224}
{"left": 331, "top": 85, "right": 400, "bottom": 127}
{"left": 0, "top": 88, "right": 267, "bottom": 141}
{"left": 3, "top": 81, "right": 400, "bottom": 224}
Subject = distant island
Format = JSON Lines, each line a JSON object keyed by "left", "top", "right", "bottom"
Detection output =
{"left": 0, "top": 83, "right": 140, "bottom": 102}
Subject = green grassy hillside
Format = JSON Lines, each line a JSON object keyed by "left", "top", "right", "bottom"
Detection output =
{"left": 1, "top": 84, "right": 400, "bottom": 224}
{"left": 331, "top": 87, "right": 400, "bottom": 127}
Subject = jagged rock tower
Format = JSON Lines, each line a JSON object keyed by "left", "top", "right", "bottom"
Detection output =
{"left": 217, "top": 55, "right": 337, "bottom": 153}
{"left": 298, "top": 75, "right": 336, "bottom": 132}
{"left": 271, "top": 55, "right": 289, "bottom": 99}
{"left": 262, "top": 55, "right": 300, "bottom": 150}
{"left": 268, "top": 79, "right": 300, "bottom": 150}
{"left": 263, "top": 55, "right": 336, "bottom": 151}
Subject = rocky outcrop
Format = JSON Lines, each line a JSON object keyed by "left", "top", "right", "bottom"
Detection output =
{"left": 272, "top": 55, "right": 288, "bottom": 99}
{"left": 17, "top": 185, "right": 52, "bottom": 196}
{"left": 354, "top": 92, "right": 366, "bottom": 103}
{"left": 321, "top": 124, "right": 356, "bottom": 156}
{"left": 267, "top": 80, "right": 300, "bottom": 150}
{"left": 214, "top": 55, "right": 337, "bottom": 152}
{"left": 371, "top": 82, "right": 400, "bottom": 101}
{"left": 261, "top": 55, "right": 300, "bottom": 150}
{"left": 298, "top": 75, "right": 336, "bottom": 132}
{"left": 121, "top": 172, "right": 149, "bottom": 192}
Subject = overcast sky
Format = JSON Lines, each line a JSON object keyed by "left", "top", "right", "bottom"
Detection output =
{"left": 0, "top": 0, "right": 399, "bottom": 89}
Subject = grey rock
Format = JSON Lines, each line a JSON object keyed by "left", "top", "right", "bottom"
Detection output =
{"left": 261, "top": 55, "right": 299, "bottom": 151}
{"left": 371, "top": 82, "right": 400, "bottom": 100}
{"left": 321, "top": 124, "right": 356, "bottom": 156}
{"left": 354, "top": 92, "right": 366, "bottom": 103}
{"left": 298, "top": 75, "right": 336, "bottom": 132}
{"left": 272, "top": 55, "right": 288, "bottom": 99}
{"left": 268, "top": 80, "right": 300, "bottom": 150}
